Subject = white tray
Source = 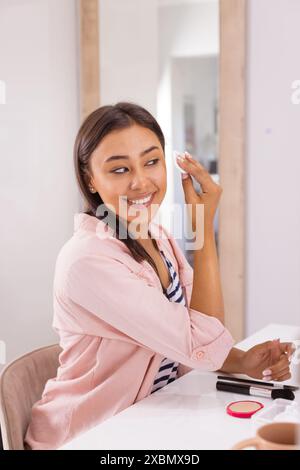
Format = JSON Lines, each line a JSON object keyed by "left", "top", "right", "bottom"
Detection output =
{"left": 251, "top": 398, "right": 300, "bottom": 430}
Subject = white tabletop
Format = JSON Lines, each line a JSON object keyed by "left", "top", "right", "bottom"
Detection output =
{"left": 60, "top": 323, "right": 300, "bottom": 450}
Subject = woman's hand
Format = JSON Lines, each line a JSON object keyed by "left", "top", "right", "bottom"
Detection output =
{"left": 240, "top": 339, "right": 296, "bottom": 381}
{"left": 176, "top": 151, "right": 222, "bottom": 231}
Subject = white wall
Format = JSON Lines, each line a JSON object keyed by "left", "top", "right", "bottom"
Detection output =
{"left": 246, "top": 0, "right": 300, "bottom": 334}
{"left": 0, "top": 0, "right": 80, "bottom": 366}
{"left": 98, "top": 0, "right": 159, "bottom": 117}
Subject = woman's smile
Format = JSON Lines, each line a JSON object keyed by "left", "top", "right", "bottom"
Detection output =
{"left": 125, "top": 191, "right": 157, "bottom": 209}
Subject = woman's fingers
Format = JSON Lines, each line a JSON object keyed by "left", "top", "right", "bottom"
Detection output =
{"left": 273, "top": 369, "right": 292, "bottom": 382}
{"left": 176, "top": 152, "right": 221, "bottom": 194}
{"left": 274, "top": 372, "right": 292, "bottom": 382}
{"left": 180, "top": 170, "right": 200, "bottom": 205}
{"left": 278, "top": 341, "right": 296, "bottom": 359}
{"left": 265, "top": 353, "right": 291, "bottom": 380}
{"left": 176, "top": 151, "right": 223, "bottom": 226}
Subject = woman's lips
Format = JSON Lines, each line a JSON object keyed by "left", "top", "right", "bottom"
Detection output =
{"left": 127, "top": 191, "right": 157, "bottom": 209}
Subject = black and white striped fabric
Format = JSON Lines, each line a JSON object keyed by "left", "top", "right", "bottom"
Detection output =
{"left": 150, "top": 249, "right": 187, "bottom": 394}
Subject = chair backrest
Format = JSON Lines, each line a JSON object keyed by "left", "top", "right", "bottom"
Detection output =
{"left": 0, "top": 344, "right": 61, "bottom": 450}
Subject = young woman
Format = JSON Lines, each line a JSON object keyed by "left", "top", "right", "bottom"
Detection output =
{"left": 25, "top": 102, "right": 294, "bottom": 450}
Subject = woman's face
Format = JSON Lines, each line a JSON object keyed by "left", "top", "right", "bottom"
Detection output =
{"left": 89, "top": 124, "right": 167, "bottom": 233}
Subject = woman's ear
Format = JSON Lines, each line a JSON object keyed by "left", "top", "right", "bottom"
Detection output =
{"left": 88, "top": 179, "right": 96, "bottom": 193}
{"left": 83, "top": 170, "right": 96, "bottom": 194}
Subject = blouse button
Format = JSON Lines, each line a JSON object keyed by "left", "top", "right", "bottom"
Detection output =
{"left": 197, "top": 351, "right": 205, "bottom": 359}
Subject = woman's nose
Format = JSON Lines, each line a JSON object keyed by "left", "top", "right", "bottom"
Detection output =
{"left": 130, "top": 171, "right": 152, "bottom": 191}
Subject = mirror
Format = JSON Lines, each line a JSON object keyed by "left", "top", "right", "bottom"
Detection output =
{"left": 97, "top": 0, "right": 220, "bottom": 266}
{"left": 81, "top": 0, "right": 246, "bottom": 340}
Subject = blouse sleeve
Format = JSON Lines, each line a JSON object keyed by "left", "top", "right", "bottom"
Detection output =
{"left": 62, "top": 254, "right": 235, "bottom": 371}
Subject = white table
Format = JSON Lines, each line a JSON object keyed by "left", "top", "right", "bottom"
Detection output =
{"left": 60, "top": 324, "right": 300, "bottom": 450}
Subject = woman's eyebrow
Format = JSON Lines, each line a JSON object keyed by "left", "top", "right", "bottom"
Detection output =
{"left": 104, "top": 145, "right": 160, "bottom": 163}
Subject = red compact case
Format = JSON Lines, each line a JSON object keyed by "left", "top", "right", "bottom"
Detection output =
{"left": 226, "top": 400, "right": 264, "bottom": 418}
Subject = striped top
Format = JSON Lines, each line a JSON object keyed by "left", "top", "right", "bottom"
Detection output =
{"left": 150, "top": 249, "right": 187, "bottom": 394}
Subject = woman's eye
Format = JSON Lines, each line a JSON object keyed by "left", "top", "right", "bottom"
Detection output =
{"left": 111, "top": 158, "right": 159, "bottom": 174}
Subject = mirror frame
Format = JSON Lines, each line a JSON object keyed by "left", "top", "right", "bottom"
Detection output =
{"left": 219, "top": 0, "right": 246, "bottom": 341}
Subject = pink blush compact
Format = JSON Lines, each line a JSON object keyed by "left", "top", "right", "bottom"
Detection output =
{"left": 226, "top": 400, "right": 264, "bottom": 418}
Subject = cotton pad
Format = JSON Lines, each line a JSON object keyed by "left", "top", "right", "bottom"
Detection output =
{"left": 173, "top": 150, "right": 189, "bottom": 175}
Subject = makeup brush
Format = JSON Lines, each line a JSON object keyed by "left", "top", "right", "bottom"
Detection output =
{"left": 216, "top": 381, "right": 295, "bottom": 400}
{"left": 217, "top": 375, "right": 299, "bottom": 391}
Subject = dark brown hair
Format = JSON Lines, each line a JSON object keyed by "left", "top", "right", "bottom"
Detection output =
{"left": 73, "top": 101, "right": 165, "bottom": 278}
